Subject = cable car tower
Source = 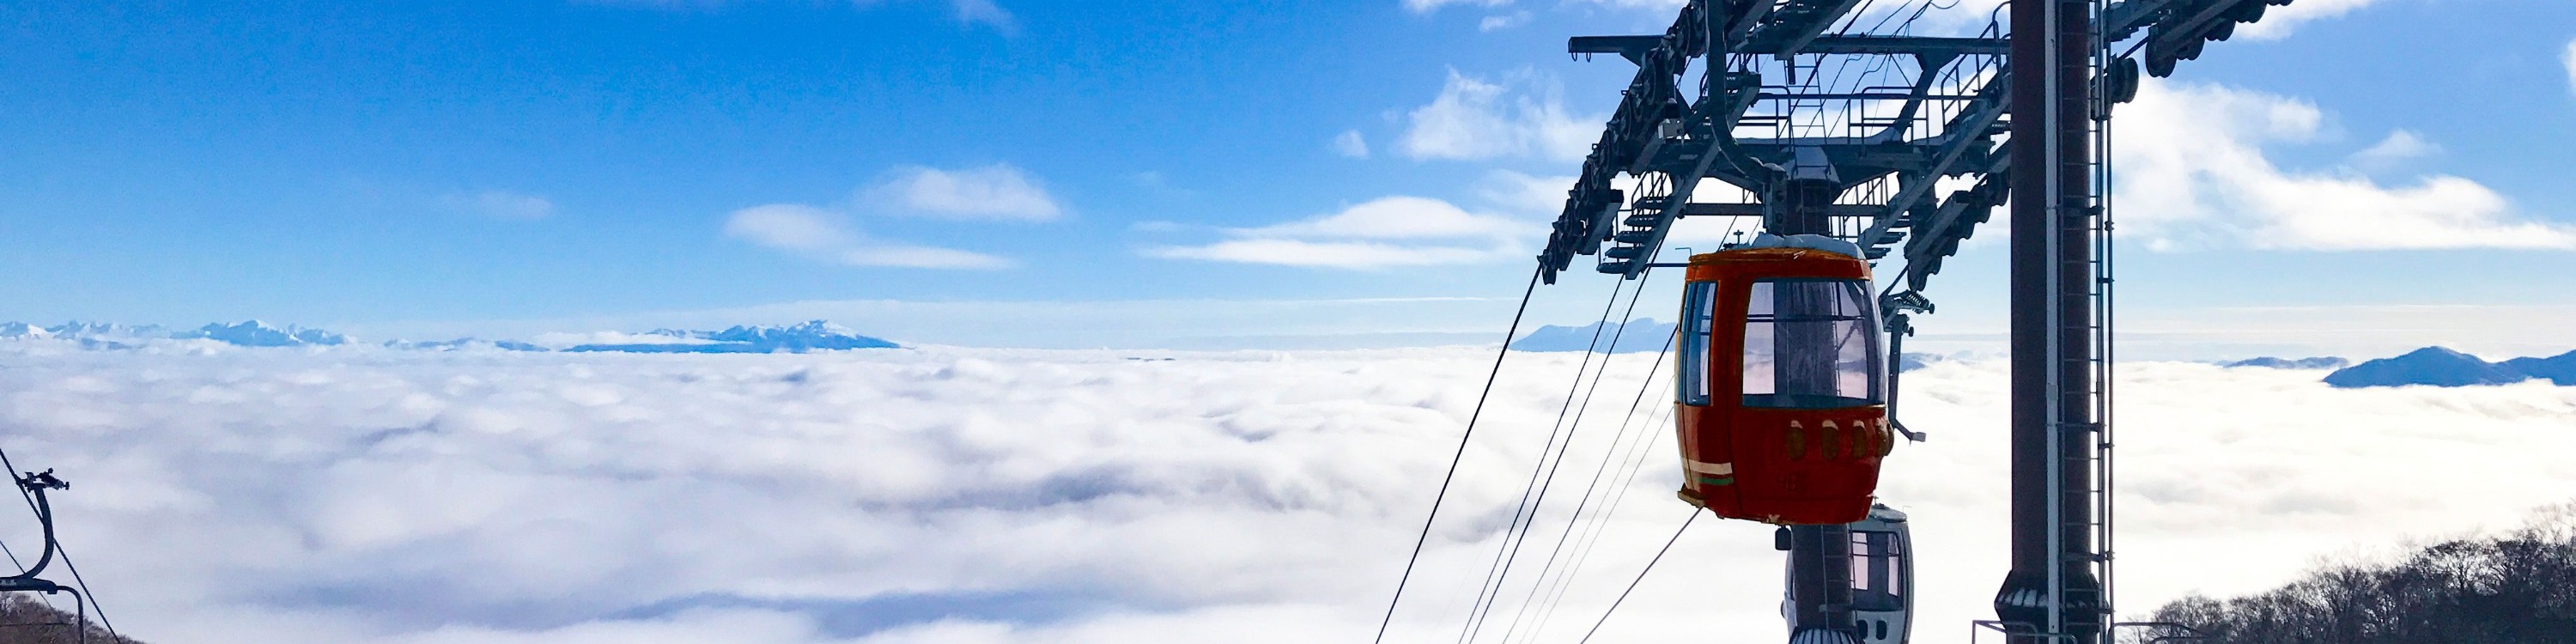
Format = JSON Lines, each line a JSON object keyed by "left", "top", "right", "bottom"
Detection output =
{"left": 1532, "top": 0, "right": 2293, "bottom": 642}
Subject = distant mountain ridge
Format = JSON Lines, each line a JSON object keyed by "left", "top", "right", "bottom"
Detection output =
{"left": 2324, "top": 347, "right": 2576, "bottom": 388}
{"left": 3, "top": 319, "right": 346, "bottom": 349}
{"left": 1510, "top": 319, "right": 1677, "bottom": 354}
{"left": 2224, "top": 356, "right": 2349, "bottom": 370}
{"left": 2501, "top": 352, "right": 2576, "bottom": 386}
{"left": 179, "top": 320, "right": 349, "bottom": 347}
{"left": 0, "top": 319, "right": 898, "bottom": 353}
{"left": 563, "top": 321, "right": 898, "bottom": 353}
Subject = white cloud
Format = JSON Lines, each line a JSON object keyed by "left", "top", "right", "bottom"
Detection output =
{"left": 2115, "top": 81, "right": 2576, "bottom": 251}
{"left": 2345, "top": 129, "right": 2439, "bottom": 172}
{"left": 1145, "top": 196, "right": 1540, "bottom": 269}
{"left": 1578, "top": 0, "right": 1684, "bottom": 9}
{"left": 726, "top": 204, "right": 1012, "bottom": 270}
{"left": 1148, "top": 239, "right": 1505, "bottom": 268}
{"left": 862, "top": 164, "right": 1064, "bottom": 222}
{"left": 1396, "top": 70, "right": 1600, "bottom": 162}
{"left": 726, "top": 204, "right": 854, "bottom": 252}
{"left": 2234, "top": 0, "right": 2374, "bottom": 40}
{"left": 588, "top": 0, "right": 1018, "bottom": 29}
{"left": 1235, "top": 196, "right": 1529, "bottom": 240}
{"left": 1474, "top": 170, "right": 1577, "bottom": 215}
{"left": 1401, "top": 0, "right": 1509, "bottom": 15}
{"left": 443, "top": 191, "right": 554, "bottom": 220}
{"left": 2563, "top": 39, "right": 2576, "bottom": 96}
{"left": 4, "top": 347, "right": 2575, "bottom": 643}
{"left": 945, "top": 0, "right": 1014, "bottom": 30}
{"left": 841, "top": 245, "right": 1012, "bottom": 270}
{"left": 1332, "top": 130, "right": 1370, "bottom": 159}
{"left": 1476, "top": 11, "right": 1531, "bottom": 31}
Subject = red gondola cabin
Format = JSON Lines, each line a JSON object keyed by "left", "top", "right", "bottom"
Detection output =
{"left": 1674, "top": 234, "right": 1892, "bottom": 526}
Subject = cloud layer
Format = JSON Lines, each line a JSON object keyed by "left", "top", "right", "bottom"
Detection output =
{"left": 2, "top": 347, "right": 2572, "bottom": 644}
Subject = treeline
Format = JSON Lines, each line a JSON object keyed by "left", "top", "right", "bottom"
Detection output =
{"left": 2129, "top": 503, "right": 2576, "bottom": 644}
{"left": 0, "top": 594, "right": 139, "bottom": 644}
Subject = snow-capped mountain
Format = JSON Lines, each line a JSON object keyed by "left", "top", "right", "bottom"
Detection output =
{"left": 0, "top": 319, "right": 895, "bottom": 353}
{"left": 176, "top": 320, "right": 349, "bottom": 347}
{"left": 563, "top": 320, "right": 897, "bottom": 353}
{"left": 9, "top": 320, "right": 343, "bottom": 348}
{"left": 379, "top": 338, "right": 550, "bottom": 352}
{"left": 42, "top": 321, "right": 172, "bottom": 340}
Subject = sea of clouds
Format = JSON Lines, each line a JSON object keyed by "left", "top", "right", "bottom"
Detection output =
{"left": 0, "top": 344, "right": 2570, "bottom": 644}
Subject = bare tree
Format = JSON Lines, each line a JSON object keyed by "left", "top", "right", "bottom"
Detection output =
{"left": 2138, "top": 502, "right": 2576, "bottom": 644}
{"left": 0, "top": 594, "right": 139, "bottom": 644}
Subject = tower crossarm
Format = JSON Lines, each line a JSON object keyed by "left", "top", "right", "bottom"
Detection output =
{"left": 1542, "top": 0, "right": 2017, "bottom": 284}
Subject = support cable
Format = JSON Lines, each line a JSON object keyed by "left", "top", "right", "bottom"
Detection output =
{"left": 1522, "top": 403, "right": 1675, "bottom": 643}
{"left": 49, "top": 552, "right": 109, "bottom": 638}
{"left": 1455, "top": 270, "right": 1642, "bottom": 644}
{"left": 1370, "top": 265, "right": 1547, "bottom": 644}
{"left": 1573, "top": 508, "right": 1700, "bottom": 644}
{"left": 1492, "top": 330, "right": 1675, "bottom": 644}
{"left": 1521, "top": 250, "right": 1688, "bottom": 642}
{"left": 1473, "top": 281, "right": 1649, "bottom": 644}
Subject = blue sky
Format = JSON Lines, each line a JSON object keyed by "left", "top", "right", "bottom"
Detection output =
{"left": 3, "top": 0, "right": 2573, "bottom": 356}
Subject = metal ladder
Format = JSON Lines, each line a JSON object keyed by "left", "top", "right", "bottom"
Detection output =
{"left": 1600, "top": 173, "right": 1673, "bottom": 272}
{"left": 2081, "top": 0, "right": 2119, "bottom": 635}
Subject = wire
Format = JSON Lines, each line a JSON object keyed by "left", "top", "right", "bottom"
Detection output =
{"left": 1504, "top": 252, "right": 1689, "bottom": 644}
{"left": 1371, "top": 264, "right": 1547, "bottom": 644}
{"left": 51, "top": 551, "right": 111, "bottom": 638}
{"left": 1574, "top": 508, "right": 1700, "bottom": 644}
{"left": 1515, "top": 343, "right": 1680, "bottom": 643}
{"left": 1522, "top": 404, "right": 1676, "bottom": 642}
{"left": 1492, "top": 330, "right": 1674, "bottom": 644}
{"left": 1455, "top": 269, "right": 1642, "bottom": 644}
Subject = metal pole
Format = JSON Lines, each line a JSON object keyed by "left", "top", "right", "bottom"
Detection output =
{"left": 1998, "top": 0, "right": 2103, "bottom": 640}
{"left": 2000, "top": 0, "right": 2052, "bottom": 631}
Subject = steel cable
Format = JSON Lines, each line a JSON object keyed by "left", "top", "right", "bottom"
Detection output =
{"left": 1371, "top": 264, "right": 1547, "bottom": 644}
{"left": 1453, "top": 270, "right": 1643, "bottom": 644}
{"left": 1519, "top": 400, "right": 1677, "bottom": 643}
{"left": 1574, "top": 508, "right": 1701, "bottom": 644}
{"left": 1491, "top": 329, "right": 1676, "bottom": 644}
